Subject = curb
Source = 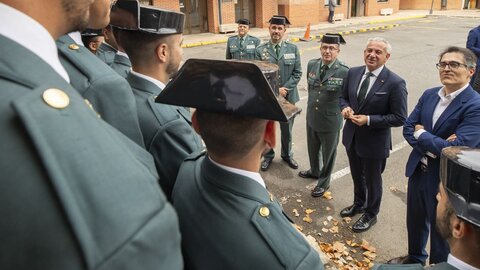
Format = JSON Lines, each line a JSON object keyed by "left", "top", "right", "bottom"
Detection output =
{"left": 367, "top": 14, "right": 427, "bottom": 24}
{"left": 182, "top": 22, "right": 401, "bottom": 48}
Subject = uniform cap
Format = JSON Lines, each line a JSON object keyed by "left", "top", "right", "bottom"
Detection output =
{"left": 81, "top": 29, "right": 103, "bottom": 37}
{"left": 236, "top": 19, "right": 250, "bottom": 25}
{"left": 155, "top": 59, "right": 301, "bottom": 122}
{"left": 110, "top": 0, "right": 184, "bottom": 35}
{"left": 321, "top": 33, "right": 346, "bottom": 44}
{"left": 440, "top": 147, "right": 480, "bottom": 228}
{"left": 268, "top": 15, "right": 291, "bottom": 26}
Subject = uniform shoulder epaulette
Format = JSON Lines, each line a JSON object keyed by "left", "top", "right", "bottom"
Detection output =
{"left": 257, "top": 41, "right": 269, "bottom": 48}
{"left": 338, "top": 61, "right": 349, "bottom": 68}
{"left": 184, "top": 148, "right": 207, "bottom": 161}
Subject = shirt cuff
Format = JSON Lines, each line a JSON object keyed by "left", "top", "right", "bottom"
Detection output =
{"left": 367, "top": 116, "right": 370, "bottom": 126}
{"left": 414, "top": 129, "right": 426, "bottom": 140}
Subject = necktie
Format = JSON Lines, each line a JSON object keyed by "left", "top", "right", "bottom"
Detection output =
{"left": 275, "top": 44, "right": 280, "bottom": 57}
{"left": 239, "top": 37, "right": 244, "bottom": 48}
{"left": 357, "top": 72, "right": 373, "bottom": 104}
{"left": 319, "top": 65, "right": 329, "bottom": 81}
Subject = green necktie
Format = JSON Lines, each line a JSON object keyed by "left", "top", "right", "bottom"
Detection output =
{"left": 239, "top": 37, "right": 244, "bottom": 48}
{"left": 275, "top": 44, "right": 280, "bottom": 57}
{"left": 320, "top": 65, "right": 329, "bottom": 81}
{"left": 357, "top": 72, "right": 373, "bottom": 104}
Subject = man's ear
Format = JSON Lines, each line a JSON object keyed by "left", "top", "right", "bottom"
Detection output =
{"left": 263, "top": 120, "right": 276, "bottom": 149}
{"left": 451, "top": 216, "right": 466, "bottom": 239}
{"left": 88, "top": 41, "right": 97, "bottom": 52}
{"left": 155, "top": 42, "right": 168, "bottom": 63}
{"left": 191, "top": 110, "right": 201, "bottom": 135}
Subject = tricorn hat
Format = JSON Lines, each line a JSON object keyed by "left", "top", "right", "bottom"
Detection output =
{"left": 110, "top": 0, "right": 184, "bottom": 35}
{"left": 320, "top": 33, "right": 346, "bottom": 44}
{"left": 440, "top": 146, "right": 480, "bottom": 228}
{"left": 236, "top": 19, "right": 251, "bottom": 25}
{"left": 81, "top": 28, "right": 103, "bottom": 37}
{"left": 155, "top": 59, "right": 301, "bottom": 122}
{"left": 268, "top": 15, "right": 291, "bottom": 26}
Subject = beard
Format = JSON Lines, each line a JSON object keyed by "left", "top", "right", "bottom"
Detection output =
{"left": 436, "top": 206, "right": 455, "bottom": 241}
{"left": 62, "top": 0, "right": 92, "bottom": 33}
{"left": 166, "top": 59, "right": 180, "bottom": 79}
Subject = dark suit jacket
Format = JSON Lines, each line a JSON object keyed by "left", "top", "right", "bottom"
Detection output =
{"left": 173, "top": 152, "right": 323, "bottom": 270}
{"left": 340, "top": 66, "right": 408, "bottom": 159}
{"left": 404, "top": 86, "right": 480, "bottom": 177}
{"left": 0, "top": 35, "right": 182, "bottom": 270}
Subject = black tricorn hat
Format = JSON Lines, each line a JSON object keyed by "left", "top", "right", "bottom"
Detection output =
{"left": 268, "top": 15, "right": 291, "bottom": 25}
{"left": 440, "top": 146, "right": 480, "bottom": 228}
{"left": 321, "top": 33, "right": 346, "bottom": 44}
{"left": 236, "top": 19, "right": 250, "bottom": 25}
{"left": 81, "top": 28, "right": 103, "bottom": 37}
{"left": 110, "top": 0, "right": 184, "bottom": 35}
{"left": 155, "top": 59, "right": 301, "bottom": 122}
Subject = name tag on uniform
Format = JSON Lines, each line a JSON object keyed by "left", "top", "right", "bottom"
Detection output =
{"left": 284, "top": 53, "right": 295, "bottom": 59}
{"left": 327, "top": 77, "right": 344, "bottom": 86}
{"left": 246, "top": 44, "right": 255, "bottom": 49}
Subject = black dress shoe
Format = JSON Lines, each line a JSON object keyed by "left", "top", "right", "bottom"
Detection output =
{"left": 339, "top": 204, "right": 365, "bottom": 217}
{"left": 311, "top": 185, "right": 329, "bottom": 197}
{"left": 298, "top": 170, "right": 318, "bottom": 179}
{"left": 261, "top": 158, "right": 272, "bottom": 171}
{"left": 387, "top": 255, "right": 422, "bottom": 265}
{"left": 282, "top": 158, "right": 298, "bottom": 169}
{"left": 352, "top": 213, "right": 377, "bottom": 233}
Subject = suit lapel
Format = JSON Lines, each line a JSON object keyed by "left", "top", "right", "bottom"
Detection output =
{"left": 424, "top": 90, "right": 440, "bottom": 131}
{"left": 266, "top": 44, "right": 277, "bottom": 60}
{"left": 278, "top": 42, "right": 287, "bottom": 60}
{"left": 351, "top": 67, "right": 365, "bottom": 110}
{"left": 432, "top": 87, "right": 474, "bottom": 133}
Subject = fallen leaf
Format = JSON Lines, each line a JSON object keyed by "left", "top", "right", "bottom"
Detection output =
{"left": 389, "top": 186, "right": 398, "bottom": 192}
{"left": 351, "top": 249, "right": 357, "bottom": 253}
{"left": 296, "top": 199, "right": 302, "bottom": 202}
{"left": 325, "top": 206, "right": 331, "bottom": 211}
{"left": 329, "top": 226, "right": 339, "bottom": 233}
{"left": 333, "top": 220, "right": 339, "bottom": 226}
{"left": 343, "top": 217, "right": 352, "bottom": 223}
{"left": 363, "top": 251, "right": 377, "bottom": 260}
{"left": 305, "top": 208, "right": 316, "bottom": 214}
{"left": 294, "top": 224, "right": 303, "bottom": 231}
{"left": 323, "top": 191, "right": 333, "bottom": 200}
{"left": 360, "top": 239, "right": 376, "bottom": 252}
{"left": 323, "top": 221, "right": 328, "bottom": 226}
{"left": 292, "top": 209, "right": 300, "bottom": 217}
{"left": 321, "top": 228, "right": 329, "bottom": 233}
{"left": 303, "top": 215, "right": 313, "bottom": 223}
{"left": 327, "top": 215, "right": 333, "bottom": 221}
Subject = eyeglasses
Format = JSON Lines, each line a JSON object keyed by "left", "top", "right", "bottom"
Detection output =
{"left": 320, "top": 46, "right": 339, "bottom": 51}
{"left": 436, "top": 61, "right": 469, "bottom": 70}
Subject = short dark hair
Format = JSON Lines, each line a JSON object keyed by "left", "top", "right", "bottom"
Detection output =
{"left": 195, "top": 110, "right": 267, "bottom": 159}
{"left": 116, "top": 29, "right": 173, "bottom": 66}
{"left": 439, "top": 46, "right": 477, "bottom": 68}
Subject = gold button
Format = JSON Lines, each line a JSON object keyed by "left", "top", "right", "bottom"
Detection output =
{"left": 320, "top": 84, "right": 323, "bottom": 86}
{"left": 259, "top": 207, "right": 270, "bottom": 217}
{"left": 43, "top": 88, "right": 70, "bottom": 109}
{"left": 315, "top": 107, "right": 318, "bottom": 110}
{"left": 316, "top": 99, "right": 319, "bottom": 102}
{"left": 68, "top": 44, "right": 79, "bottom": 50}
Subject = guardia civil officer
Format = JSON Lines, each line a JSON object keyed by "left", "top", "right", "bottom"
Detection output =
{"left": 299, "top": 33, "right": 349, "bottom": 197}
{"left": 81, "top": 28, "right": 104, "bottom": 54}
{"left": 108, "top": 8, "right": 132, "bottom": 78}
{"left": 374, "top": 146, "right": 480, "bottom": 270}
{"left": 0, "top": 0, "right": 183, "bottom": 269}
{"left": 112, "top": 0, "right": 202, "bottom": 199}
{"left": 97, "top": 25, "right": 118, "bottom": 65}
{"left": 56, "top": 0, "right": 145, "bottom": 146}
{"left": 157, "top": 59, "right": 322, "bottom": 269}
{"left": 256, "top": 15, "right": 302, "bottom": 171}
{"left": 226, "top": 19, "right": 260, "bottom": 60}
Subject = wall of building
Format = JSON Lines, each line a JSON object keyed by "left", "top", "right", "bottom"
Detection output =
{"left": 399, "top": 0, "right": 463, "bottom": 10}
{"left": 365, "top": 0, "right": 400, "bottom": 16}
{"left": 276, "top": 0, "right": 348, "bottom": 27}
{"left": 256, "top": 0, "right": 279, "bottom": 28}
{"left": 151, "top": 0, "right": 180, "bottom": 11}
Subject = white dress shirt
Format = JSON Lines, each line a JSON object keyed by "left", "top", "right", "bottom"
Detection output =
{"left": 447, "top": 254, "right": 480, "bottom": 270}
{"left": 209, "top": 157, "right": 267, "bottom": 188}
{"left": 130, "top": 70, "right": 166, "bottom": 90}
{"left": 68, "top": 31, "right": 83, "bottom": 46}
{"left": 0, "top": 3, "right": 70, "bottom": 82}
{"left": 356, "top": 65, "right": 384, "bottom": 126}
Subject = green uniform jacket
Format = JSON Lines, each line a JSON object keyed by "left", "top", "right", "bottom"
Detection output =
{"left": 96, "top": 42, "right": 117, "bottom": 66}
{"left": 373, "top": 262, "right": 457, "bottom": 270}
{"left": 0, "top": 35, "right": 183, "bottom": 270}
{"left": 226, "top": 34, "right": 260, "bottom": 60}
{"left": 56, "top": 35, "right": 145, "bottom": 147}
{"left": 256, "top": 40, "right": 302, "bottom": 104}
{"left": 110, "top": 53, "right": 131, "bottom": 78}
{"left": 306, "top": 58, "right": 349, "bottom": 132}
{"left": 127, "top": 73, "right": 203, "bottom": 199}
{"left": 173, "top": 152, "right": 323, "bottom": 270}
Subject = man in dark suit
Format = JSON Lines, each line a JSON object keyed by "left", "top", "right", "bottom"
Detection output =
{"left": 112, "top": 0, "right": 202, "bottom": 199}
{"left": 0, "top": 0, "right": 183, "bottom": 269}
{"left": 466, "top": 25, "right": 480, "bottom": 92}
{"left": 339, "top": 37, "right": 408, "bottom": 233}
{"left": 387, "top": 46, "right": 480, "bottom": 266}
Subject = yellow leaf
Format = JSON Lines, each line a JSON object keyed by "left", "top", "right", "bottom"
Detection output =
{"left": 303, "top": 215, "right": 313, "bottom": 223}
{"left": 323, "top": 191, "right": 333, "bottom": 200}
{"left": 305, "top": 208, "right": 316, "bottom": 214}
{"left": 321, "top": 228, "right": 329, "bottom": 233}
{"left": 329, "top": 226, "right": 339, "bottom": 233}
{"left": 292, "top": 208, "right": 300, "bottom": 217}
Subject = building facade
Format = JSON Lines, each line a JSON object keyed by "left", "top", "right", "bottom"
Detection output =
{"left": 400, "top": 0, "right": 477, "bottom": 10}
{"left": 144, "top": 0, "right": 400, "bottom": 34}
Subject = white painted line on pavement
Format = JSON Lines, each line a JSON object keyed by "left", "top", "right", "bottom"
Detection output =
{"left": 305, "top": 140, "right": 409, "bottom": 189}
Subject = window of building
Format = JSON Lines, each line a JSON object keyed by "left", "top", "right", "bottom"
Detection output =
{"left": 324, "top": 0, "right": 341, "bottom": 5}
{"left": 138, "top": 0, "right": 151, "bottom": 4}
